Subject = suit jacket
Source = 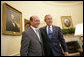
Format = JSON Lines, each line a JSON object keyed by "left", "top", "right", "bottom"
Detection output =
{"left": 40, "top": 25, "right": 68, "bottom": 56}
{"left": 20, "top": 27, "right": 44, "bottom": 56}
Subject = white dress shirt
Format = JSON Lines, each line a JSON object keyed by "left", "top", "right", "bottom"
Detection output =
{"left": 31, "top": 26, "right": 41, "bottom": 41}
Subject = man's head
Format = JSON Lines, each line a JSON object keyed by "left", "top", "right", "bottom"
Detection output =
{"left": 44, "top": 14, "right": 53, "bottom": 26}
{"left": 30, "top": 16, "right": 40, "bottom": 28}
{"left": 10, "top": 14, "right": 15, "bottom": 21}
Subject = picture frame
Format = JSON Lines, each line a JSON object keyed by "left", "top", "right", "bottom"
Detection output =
{"left": 24, "top": 19, "right": 30, "bottom": 31}
{"left": 2, "top": 3, "right": 22, "bottom": 36}
{"left": 61, "top": 16, "right": 73, "bottom": 29}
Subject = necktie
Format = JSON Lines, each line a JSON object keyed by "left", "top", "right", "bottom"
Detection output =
{"left": 36, "top": 29, "right": 41, "bottom": 41}
{"left": 48, "top": 26, "right": 52, "bottom": 40}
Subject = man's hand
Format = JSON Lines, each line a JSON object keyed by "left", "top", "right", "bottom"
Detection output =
{"left": 64, "top": 52, "right": 69, "bottom": 56}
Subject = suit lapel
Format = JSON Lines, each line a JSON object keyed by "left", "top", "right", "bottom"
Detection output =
{"left": 38, "top": 30, "right": 43, "bottom": 42}
{"left": 30, "top": 27, "right": 42, "bottom": 43}
{"left": 52, "top": 25, "right": 55, "bottom": 36}
{"left": 52, "top": 25, "right": 58, "bottom": 36}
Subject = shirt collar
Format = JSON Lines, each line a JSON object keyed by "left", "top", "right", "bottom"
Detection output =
{"left": 31, "top": 26, "right": 38, "bottom": 31}
{"left": 47, "top": 25, "right": 52, "bottom": 28}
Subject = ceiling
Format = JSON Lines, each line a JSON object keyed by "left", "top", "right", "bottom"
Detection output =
{"left": 45, "top": 1, "right": 83, "bottom": 5}
{"left": 53, "top": 1, "right": 82, "bottom": 3}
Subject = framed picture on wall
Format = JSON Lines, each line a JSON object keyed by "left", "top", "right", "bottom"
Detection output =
{"left": 24, "top": 19, "right": 30, "bottom": 30}
{"left": 2, "top": 3, "right": 22, "bottom": 36}
{"left": 61, "top": 16, "right": 73, "bottom": 29}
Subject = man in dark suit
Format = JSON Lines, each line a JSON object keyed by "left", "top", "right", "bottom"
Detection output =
{"left": 20, "top": 16, "right": 44, "bottom": 56}
{"left": 40, "top": 14, "right": 69, "bottom": 56}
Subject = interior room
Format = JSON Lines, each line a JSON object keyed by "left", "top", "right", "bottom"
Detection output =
{"left": 1, "top": 1, "right": 83, "bottom": 56}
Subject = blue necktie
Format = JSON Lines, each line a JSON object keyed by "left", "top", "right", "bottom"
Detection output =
{"left": 48, "top": 26, "right": 52, "bottom": 40}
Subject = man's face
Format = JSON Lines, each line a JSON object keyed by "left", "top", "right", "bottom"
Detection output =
{"left": 10, "top": 14, "right": 15, "bottom": 22}
{"left": 45, "top": 15, "right": 52, "bottom": 26}
{"left": 11, "top": 14, "right": 15, "bottom": 19}
{"left": 31, "top": 16, "right": 40, "bottom": 28}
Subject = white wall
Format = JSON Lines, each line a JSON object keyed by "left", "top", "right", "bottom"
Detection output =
{"left": 1, "top": 1, "right": 83, "bottom": 56}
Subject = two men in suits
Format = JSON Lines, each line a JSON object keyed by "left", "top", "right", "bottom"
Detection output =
{"left": 20, "top": 16, "right": 44, "bottom": 56}
{"left": 40, "top": 15, "right": 69, "bottom": 56}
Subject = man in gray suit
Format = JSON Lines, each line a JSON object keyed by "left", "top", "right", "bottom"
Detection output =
{"left": 20, "top": 16, "right": 44, "bottom": 56}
